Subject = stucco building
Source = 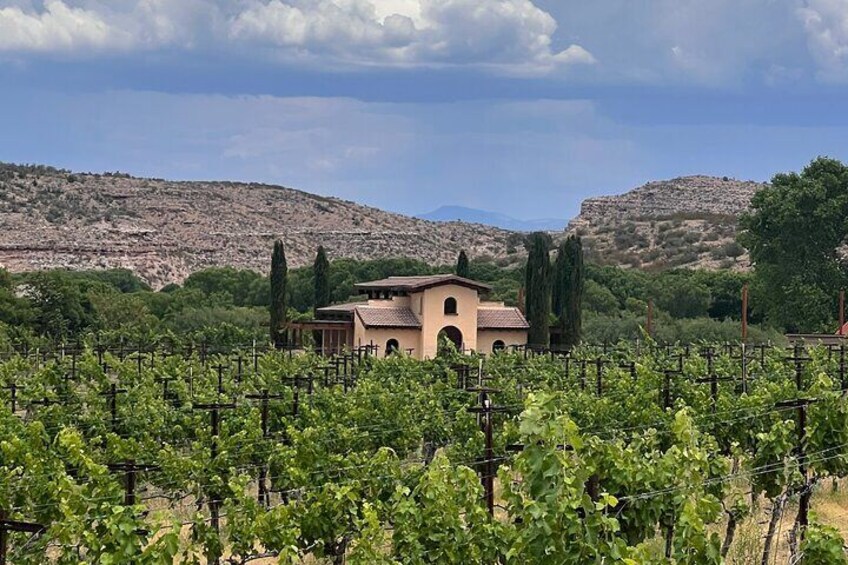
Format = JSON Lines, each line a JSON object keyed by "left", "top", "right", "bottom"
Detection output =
{"left": 309, "top": 274, "right": 529, "bottom": 359}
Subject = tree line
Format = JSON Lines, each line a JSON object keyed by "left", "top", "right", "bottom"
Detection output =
{"left": 0, "top": 246, "right": 779, "bottom": 351}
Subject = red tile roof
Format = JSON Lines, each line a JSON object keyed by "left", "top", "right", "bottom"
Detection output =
{"left": 477, "top": 307, "right": 530, "bottom": 330}
{"left": 355, "top": 274, "right": 492, "bottom": 293}
{"left": 317, "top": 301, "right": 366, "bottom": 314}
{"left": 355, "top": 307, "right": 421, "bottom": 329}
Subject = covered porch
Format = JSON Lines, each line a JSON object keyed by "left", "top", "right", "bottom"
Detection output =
{"left": 288, "top": 320, "right": 354, "bottom": 357}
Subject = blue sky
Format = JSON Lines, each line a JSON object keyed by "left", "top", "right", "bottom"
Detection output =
{"left": 1, "top": 1, "right": 848, "bottom": 219}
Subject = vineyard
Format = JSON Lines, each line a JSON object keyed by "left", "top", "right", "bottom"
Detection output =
{"left": 2, "top": 341, "right": 848, "bottom": 564}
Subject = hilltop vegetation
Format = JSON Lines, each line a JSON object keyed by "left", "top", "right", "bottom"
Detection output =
{"left": 570, "top": 175, "right": 763, "bottom": 270}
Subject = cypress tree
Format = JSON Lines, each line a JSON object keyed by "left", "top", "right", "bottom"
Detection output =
{"left": 312, "top": 246, "right": 330, "bottom": 353}
{"left": 562, "top": 235, "right": 585, "bottom": 349}
{"left": 524, "top": 232, "right": 552, "bottom": 349}
{"left": 456, "top": 250, "right": 470, "bottom": 278}
{"left": 552, "top": 241, "right": 568, "bottom": 349}
{"left": 313, "top": 246, "right": 330, "bottom": 310}
{"left": 269, "top": 240, "right": 288, "bottom": 349}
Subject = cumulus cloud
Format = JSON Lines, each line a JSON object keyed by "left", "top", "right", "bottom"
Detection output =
{"left": 229, "top": 0, "right": 594, "bottom": 72}
{"left": 0, "top": 0, "right": 593, "bottom": 74}
{"left": 0, "top": 0, "right": 131, "bottom": 51}
{"left": 798, "top": 0, "right": 848, "bottom": 81}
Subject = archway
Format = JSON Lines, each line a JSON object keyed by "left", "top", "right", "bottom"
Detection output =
{"left": 385, "top": 339, "right": 399, "bottom": 356}
{"left": 492, "top": 340, "right": 505, "bottom": 353}
{"left": 438, "top": 325, "right": 463, "bottom": 352}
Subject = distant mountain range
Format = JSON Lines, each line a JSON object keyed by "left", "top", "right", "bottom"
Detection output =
{"left": 417, "top": 206, "right": 568, "bottom": 232}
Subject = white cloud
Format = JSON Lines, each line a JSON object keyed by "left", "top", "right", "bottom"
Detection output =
{"left": 0, "top": 0, "right": 593, "bottom": 75}
{"left": 0, "top": 0, "right": 130, "bottom": 51}
{"left": 228, "top": 0, "right": 595, "bottom": 73}
{"left": 798, "top": 0, "right": 848, "bottom": 81}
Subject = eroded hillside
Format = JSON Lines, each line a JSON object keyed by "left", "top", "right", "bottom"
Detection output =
{"left": 0, "top": 164, "right": 521, "bottom": 287}
{"left": 568, "top": 176, "right": 765, "bottom": 271}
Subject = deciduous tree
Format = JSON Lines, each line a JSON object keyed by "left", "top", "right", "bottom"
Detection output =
{"left": 740, "top": 158, "right": 848, "bottom": 331}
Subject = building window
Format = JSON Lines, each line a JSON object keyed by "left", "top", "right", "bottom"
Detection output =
{"left": 444, "top": 297, "right": 458, "bottom": 315}
{"left": 492, "top": 340, "right": 506, "bottom": 353}
{"left": 386, "top": 339, "right": 399, "bottom": 356}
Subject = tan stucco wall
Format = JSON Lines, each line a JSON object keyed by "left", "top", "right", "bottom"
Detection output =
{"left": 418, "top": 284, "right": 479, "bottom": 358}
{"left": 351, "top": 285, "right": 523, "bottom": 359}
{"left": 477, "top": 329, "right": 528, "bottom": 354}
{"left": 353, "top": 315, "right": 422, "bottom": 357}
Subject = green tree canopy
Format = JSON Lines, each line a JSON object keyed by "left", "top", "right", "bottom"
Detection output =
{"left": 740, "top": 157, "right": 848, "bottom": 331}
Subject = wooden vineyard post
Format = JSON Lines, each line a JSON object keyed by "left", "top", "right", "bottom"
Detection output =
{"left": 467, "top": 387, "right": 509, "bottom": 517}
{"left": 129, "top": 353, "right": 144, "bottom": 377}
{"left": 107, "top": 461, "right": 160, "bottom": 506}
{"left": 695, "top": 348, "right": 735, "bottom": 441}
{"left": 246, "top": 390, "right": 285, "bottom": 507}
{"left": 156, "top": 376, "right": 177, "bottom": 405}
{"left": 784, "top": 348, "right": 811, "bottom": 391}
{"left": 0, "top": 513, "right": 45, "bottom": 565}
{"left": 840, "top": 290, "right": 845, "bottom": 336}
{"left": 100, "top": 383, "right": 128, "bottom": 432}
{"left": 192, "top": 402, "right": 236, "bottom": 565}
{"left": 741, "top": 283, "right": 748, "bottom": 342}
{"left": 2, "top": 383, "right": 19, "bottom": 413}
{"left": 212, "top": 363, "right": 229, "bottom": 395}
{"left": 579, "top": 360, "right": 587, "bottom": 391}
{"left": 662, "top": 369, "right": 682, "bottom": 410}
{"left": 594, "top": 357, "right": 604, "bottom": 397}
{"left": 775, "top": 397, "right": 818, "bottom": 547}
{"left": 233, "top": 354, "right": 244, "bottom": 384}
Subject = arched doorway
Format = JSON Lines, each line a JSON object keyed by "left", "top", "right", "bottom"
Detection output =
{"left": 385, "top": 339, "right": 399, "bottom": 356}
{"left": 438, "top": 325, "right": 463, "bottom": 352}
{"left": 492, "top": 340, "right": 505, "bottom": 353}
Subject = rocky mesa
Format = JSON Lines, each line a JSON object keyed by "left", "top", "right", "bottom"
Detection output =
{"left": 0, "top": 164, "right": 521, "bottom": 287}
{"left": 568, "top": 175, "right": 767, "bottom": 271}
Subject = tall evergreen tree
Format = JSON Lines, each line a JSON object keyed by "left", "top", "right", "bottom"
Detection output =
{"left": 551, "top": 241, "right": 568, "bottom": 349}
{"left": 269, "top": 240, "right": 288, "bottom": 349}
{"left": 524, "top": 232, "right": 552, "bottom": 349}
{"left": 561, "top": 235, "right": 585, "bottom": 349}
{"left": 313, "top": 246, "right": 330, "bottom": 310}
{"left": 456, "top": 250, "right": 470, "bottom": 278}
{"left": 552, "top": 241, "right": 568, "bottom": 319}
{"left": 312, "top": 245, "right": 330, "bottom": 353}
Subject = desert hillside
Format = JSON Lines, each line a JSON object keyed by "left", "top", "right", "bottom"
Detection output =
{"left": 568, "top": 175, "right": 766, "bottom": 271}
{"left": 0, "top": 164, "right": 520, "bottom": 287}
{"left": 0, "top": 164, "right": 766, "bottom": 285}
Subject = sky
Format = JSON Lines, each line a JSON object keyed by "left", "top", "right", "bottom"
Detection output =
{"left": 1, "top": 1, "right": 848, "bottom": 219}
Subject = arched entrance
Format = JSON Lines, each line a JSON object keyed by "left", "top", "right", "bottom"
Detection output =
{"left": 438, "top": 325, "right": 463, "bottom": 352}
